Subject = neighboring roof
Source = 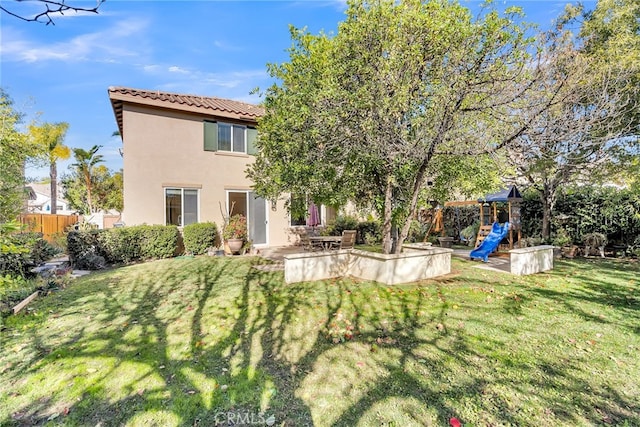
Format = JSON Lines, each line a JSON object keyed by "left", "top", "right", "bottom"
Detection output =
{"left": 26, "top": 183, "right": 67, "bottom": 199}
{"left": 108, "top": 86, "right": 265, "bottom": 137}
{"left": 480, "top": 185, "right": 522, "bottom": 203}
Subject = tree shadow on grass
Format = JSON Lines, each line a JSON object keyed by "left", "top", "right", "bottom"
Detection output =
{"left": 529, "top": 259, "right": 640, "bottom": 333}
{"left": 2, "top": 256, "right": 639, "bottom": 426}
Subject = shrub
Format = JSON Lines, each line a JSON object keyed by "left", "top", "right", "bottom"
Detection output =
{"left": 97, "top": 227, "right": 141, "bottom": 264}
{"left": 0, "top": 274, "right": 34, "bottom": 313}
{"left": 356, "top": 220, "right": 381, "bottom": 245}
{"left": 551, "top": 228, "right": 572, "bottom": 247}
{"left": 460, "top": 222, "right": 480, "bottom": 246}
{"left": 50, "top": 232, "right": 68, "bottom": 253}
{"left": 139, "top": 225, "right": 180, "bottom": 259}
{"left": 324, "top": 215, "right": 359, "bottom": 236}
{"left": 183, "top": 222, "right": 219, "bottom": 255}
{"left": 0, "top": 229, "right": 58, "bottom": 278}
{"left": 67, "top": 230, "right": 105, "bottom": 269}
{"left": 15, "top": 233, "right": 59, "bottom": 265}
{"left": 630, "top": 235, "right": 640, "bottom": 257}
{"left": 75, "top": 253, "right": 107, "bottom": 270}
{"left": 406, "top": 220, "right": 429, "bottom": 243}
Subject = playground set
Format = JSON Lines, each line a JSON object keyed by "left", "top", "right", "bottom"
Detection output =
{"left": 424, "top": 185, "right": 524, "bottom": 262}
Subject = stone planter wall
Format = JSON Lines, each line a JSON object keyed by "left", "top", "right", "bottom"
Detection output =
{"left": 509, "top": 245, "right": 554, "bottom": 276}
{"left": 283, "top": 250, "right": 352, "bottom": 284}
{"left": 284, "top": 247, "right": 452, "bottom": 285}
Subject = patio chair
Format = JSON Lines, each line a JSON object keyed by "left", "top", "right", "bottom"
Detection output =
{"left": 331, "top": 230, "right": 357, "bottom": 250}
{"left": 300, "top": 232, "right": 322, "bottom": 252}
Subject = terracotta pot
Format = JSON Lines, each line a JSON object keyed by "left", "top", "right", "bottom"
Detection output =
{"left": 226, "top": 238, "right": 244, "bottom": 255}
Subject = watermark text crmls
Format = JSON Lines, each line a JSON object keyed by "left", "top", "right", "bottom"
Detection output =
{"left": 213, "top": 411, "right": 276, "bottom": 426}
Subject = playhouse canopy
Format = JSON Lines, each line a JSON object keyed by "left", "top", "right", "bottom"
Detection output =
{"left": 479, "top": 185, "right": 522, "bottom": 203}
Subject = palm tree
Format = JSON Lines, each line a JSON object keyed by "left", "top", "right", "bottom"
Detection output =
{"left": 29, "top": 122, "right": 70, "bottom": 214}
{"left": 72, "top": 145, "right": 104, "bottom": 214}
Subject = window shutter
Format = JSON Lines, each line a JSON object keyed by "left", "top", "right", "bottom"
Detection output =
{"left": 204, "top": 121, "right": 218, "bottom": 151}
{"left": 247, "top": 127, "right": 258, "bottom": 155}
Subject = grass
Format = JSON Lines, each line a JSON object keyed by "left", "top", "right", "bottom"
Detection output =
{"left": 1, "top": 255, "right": 639, "bottom": 426}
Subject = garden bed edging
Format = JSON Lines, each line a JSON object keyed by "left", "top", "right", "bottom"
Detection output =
{"left": 509, "top": 245, "right": 554, "bottom": 276}
{"left": 284, "top": 247, "right": 452, "bottom": 285}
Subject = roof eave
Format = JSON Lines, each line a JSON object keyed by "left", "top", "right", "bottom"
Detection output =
{"left": 107, "top": 89, "right": 261, "bottom": 139}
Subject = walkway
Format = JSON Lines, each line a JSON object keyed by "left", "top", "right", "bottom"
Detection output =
{"left": 32, "top": 255, "right": 92, "bottom": 278}
{"left": 452, "top": 248, "right": 511, "bottom": 274}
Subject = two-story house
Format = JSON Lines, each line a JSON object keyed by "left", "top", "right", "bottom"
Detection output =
{"left": 108, "top": 86, "right": 298, "bottom": 248}
{"left": 25, "top": 183, "right": 74, "bottom": 215}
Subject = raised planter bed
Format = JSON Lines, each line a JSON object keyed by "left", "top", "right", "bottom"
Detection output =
{"left": 284, "top": 247, "right": 452, "bottom": 285}
{"left": 509, "top": 245, "right": 554, "bottom": 276}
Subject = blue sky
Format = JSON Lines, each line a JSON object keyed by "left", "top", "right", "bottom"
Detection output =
{"left": 1, "top": 0, "right": 594, "bottom": 178}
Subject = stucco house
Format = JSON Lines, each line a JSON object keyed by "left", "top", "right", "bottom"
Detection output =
{"left": 25, "top": 183, "right": 74, "bottom": 215}
{"left": 108, "top": 86, "right": 330, "bottom": 248}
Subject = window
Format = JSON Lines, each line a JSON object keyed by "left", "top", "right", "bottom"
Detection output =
{"left": 165, "top": 188, "right": 198, "bottom": 226}
{"left": 289, "top": 195, "right": 323, "bottom": 226}
{"left": 204, "top": 121, "right": 258, "bottom": 154}
{"left": 214, "top": 122, "right": 245, "bottom": 153}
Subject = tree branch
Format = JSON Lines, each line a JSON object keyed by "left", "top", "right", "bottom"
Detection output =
{"left": 1, "top": 0, "right": 104, "bottom": 25}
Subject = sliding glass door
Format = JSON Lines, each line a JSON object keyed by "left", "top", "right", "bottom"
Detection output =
{"left": 227, "top": 191, "right": 268, "bottom": 246}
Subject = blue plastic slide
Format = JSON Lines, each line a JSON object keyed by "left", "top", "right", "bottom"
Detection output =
{"left": 470, "top": 222, "right": 510, "bottom": 262}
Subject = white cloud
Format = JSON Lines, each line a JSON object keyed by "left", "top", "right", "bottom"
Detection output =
{"left": 143, "top": 64, "right": 160, "bottom": 73}
{"left": 0, "top": 18, "right": 150, "bottom": 63}
{"left": 168, "top": 66, "right": 190, "bottom": 74}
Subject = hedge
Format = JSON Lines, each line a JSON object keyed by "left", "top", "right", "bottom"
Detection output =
{"left": 182, "top": 222, "right": 219, "bottom": 255}
{"left": 521, "top": 185, "right": 640, "bottom": 246}
{"left": 67, "top": 225, "right": 180, "bottom": 269}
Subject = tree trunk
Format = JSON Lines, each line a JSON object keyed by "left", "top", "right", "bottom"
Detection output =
{"left": 382, "top": 175, "right": 394, "bottom": 254}
{"left": 396, "top": 161, "right": 430, "bottom": 254}
{"left": 541, "top": 198, "right": 551, "bottom": 241}
{"left": 390, "top": 225, "right": 399, "bottom": 254}
{"left": 540, "top": 181, "right": 556, "bottom": 241}
{"left": 50, "top": 162, "right": 57, "bottom": 215}
{"left": 85, "top": 173, "right": 93, "bottom": 214}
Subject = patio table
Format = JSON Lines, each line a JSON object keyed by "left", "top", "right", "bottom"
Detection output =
{"left": 309, "top": 236, "right": 343, "bottom": 250}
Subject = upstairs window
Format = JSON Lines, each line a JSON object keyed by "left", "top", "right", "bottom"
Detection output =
{"left": 204, "top": 121, "right": 257, "bottom": 155}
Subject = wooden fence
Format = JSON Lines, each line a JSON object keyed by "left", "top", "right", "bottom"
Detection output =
{"left": 18, "top": 214, "right": 80, "bottom": 242}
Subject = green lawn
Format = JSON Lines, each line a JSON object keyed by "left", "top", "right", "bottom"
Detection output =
{"left": 1, "top": 256, "right": 639, "bottom": 426}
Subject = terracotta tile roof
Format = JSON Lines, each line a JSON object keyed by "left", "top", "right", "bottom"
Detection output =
{"left": 108, "top": 86, "right": 264, "bottom": 137}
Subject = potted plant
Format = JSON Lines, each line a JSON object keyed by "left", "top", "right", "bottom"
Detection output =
{"left": 438, "top": 236, "right": 455, "bottom": 248}
{"left": 552, "top": 228, "right": 571, "bottom": 258}
{"left": 222, "top": 214, "right": 247, "bottom": 255}
{"left": 582, "top": 232, "right": 607, "bottom": 258}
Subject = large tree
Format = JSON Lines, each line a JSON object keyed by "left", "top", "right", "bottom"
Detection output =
{"left": 508, "top": 3, "right": 640, "bottom": 241}
{"left": 510, "top": 37, "right": 636, "bottom": 240}
{"left": 249, "top": 0, "right": 550, "bottom": 253}
{"left": 29, "top": 122, "right": 70, "bottom": 215}
{"left": 580, "top": 0, "right": 640, "bottom": 131}
{"left": 0, "top": 89, "right": 28, "bottom": 222}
